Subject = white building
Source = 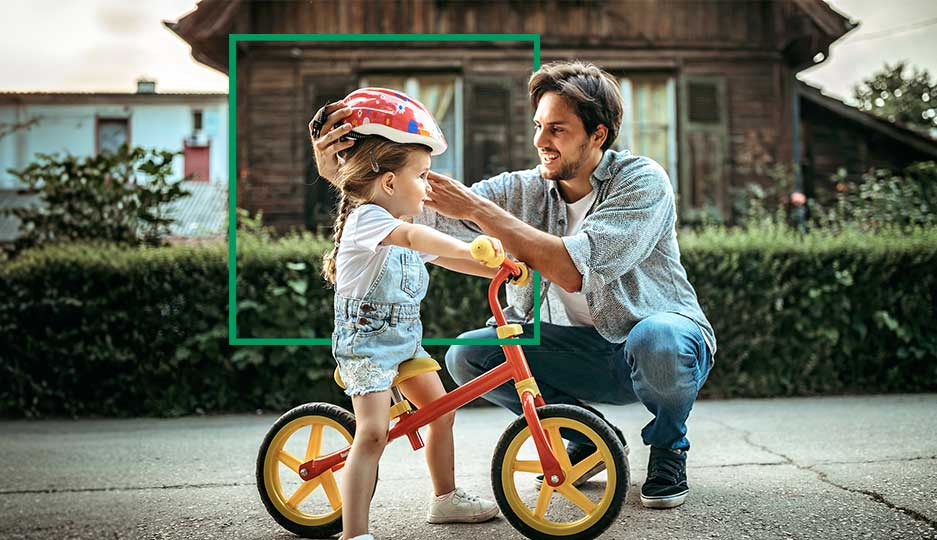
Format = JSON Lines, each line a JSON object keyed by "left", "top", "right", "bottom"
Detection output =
{"left": 0, "top": 81, "right": 228, "bottom": 241}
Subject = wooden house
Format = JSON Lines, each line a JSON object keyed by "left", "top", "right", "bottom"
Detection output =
{"left": 167, "top": 0, "right": 937, "bottom": 231}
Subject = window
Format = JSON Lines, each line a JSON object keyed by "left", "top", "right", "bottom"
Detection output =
{"left": 614, "top": 75, "right": 678, "bottom": 191}
{"left": 361, "top": 74, "right": 463, "bottom": 180}
{"left": 193, "top": 109, "right": 203, "bottom": 132}
{"left": 96, "top": 118, "right": 129, "bottom": 155}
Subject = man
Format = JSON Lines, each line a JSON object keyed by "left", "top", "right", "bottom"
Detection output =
{"left": 311, "top": 61, "right": 716, "bottom": 509}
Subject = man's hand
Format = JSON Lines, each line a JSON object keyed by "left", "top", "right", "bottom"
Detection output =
{"left": 425, "top": 171, "right": 486, "bottom": 220}
{"left": 308, "top": 101, "right": 355, "bottom": 184}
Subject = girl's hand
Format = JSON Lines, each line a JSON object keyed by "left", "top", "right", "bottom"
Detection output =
{"left": 478, "top": 235, "right": 504, "bottom": 265}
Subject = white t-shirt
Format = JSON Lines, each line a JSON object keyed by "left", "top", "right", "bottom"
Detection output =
{"left": 542, "top": 190, "right": 597, "bottom": 326}
{"left": 334, "top": 204, "right": 436, "bottom": 299}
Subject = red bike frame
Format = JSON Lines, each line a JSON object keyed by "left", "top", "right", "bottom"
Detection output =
{"left": 298, "top": 259, "right": 566, "bottom": 488}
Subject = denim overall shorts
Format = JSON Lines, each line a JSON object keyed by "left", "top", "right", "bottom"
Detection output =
{"left": 333, "top": 245, "right": 432, "bottom": 396}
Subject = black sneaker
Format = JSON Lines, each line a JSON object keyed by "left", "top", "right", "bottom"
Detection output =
{"left": 534, "top": 422, "right": 629, "bottom": 488}
{"left": 640, "top": 447, "right": 688, "bottom": 509}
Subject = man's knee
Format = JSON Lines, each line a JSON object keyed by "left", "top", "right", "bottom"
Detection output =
{"left": 445, "top": 344, "right": 475, "bottom": 385}
{"left": 626, "top": 316, "right": 683, "bottom": 365}
{"left": 625, "top": 316, "right": 689, "bottom": 394}
{"left": 445, "top": 329, "right": 503, "bottom": 385}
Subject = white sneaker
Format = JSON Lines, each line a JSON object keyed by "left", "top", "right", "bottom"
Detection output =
{"left": 426, "top": 487, "right": 499, "bottom": 524}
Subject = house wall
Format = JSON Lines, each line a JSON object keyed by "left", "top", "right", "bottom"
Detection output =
{"left": 237, "top": 43, "right": 537, "bottom": 231}
{"left": 0, "top": 99, "right": 228, "bottom": 189}
{"left": 800, "top": 99, "right": 935, "bottom": 197}
{"left": 224, "top": 0, "right": 844, "bottom": 227}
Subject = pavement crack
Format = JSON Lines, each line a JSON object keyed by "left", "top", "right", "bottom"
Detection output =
{"left": 805, "top": 465, "right": 937, "bottom": 529}
{"left": 711, "top": 419, "right": 937, "bottom": 531}
{"left": 0, "top": 481, "right": 251, "bottom": 496}
{"left": 693, "top": 461, "right": 790, "bottom": 469}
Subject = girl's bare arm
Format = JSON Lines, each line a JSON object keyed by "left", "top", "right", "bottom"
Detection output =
{"left": 430, "top": 256, "right": 498, "bottom": 278}
{"left": 384, "top": 222, "right": 494, "bottom": 261}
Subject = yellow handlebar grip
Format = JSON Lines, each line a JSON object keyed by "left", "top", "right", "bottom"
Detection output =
{"left": 470, "top": 236, "right": 504, "bottom": 268}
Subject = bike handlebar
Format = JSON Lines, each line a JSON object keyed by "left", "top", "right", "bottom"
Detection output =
{"left": 469, "top": 236, "right": 531, "bottom": 287}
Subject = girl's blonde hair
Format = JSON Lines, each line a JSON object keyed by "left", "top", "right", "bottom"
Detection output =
{"left": 322, "top": 136, "right": 431, "bottom": 285}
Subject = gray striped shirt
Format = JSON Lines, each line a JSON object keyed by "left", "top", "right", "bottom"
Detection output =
{"left": 419, "top": 149, "right": 716, "bottom": 356}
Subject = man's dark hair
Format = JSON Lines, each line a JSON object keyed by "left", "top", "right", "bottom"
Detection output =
{"left": 528, "top": 61, "right": 623, "bottom": 151}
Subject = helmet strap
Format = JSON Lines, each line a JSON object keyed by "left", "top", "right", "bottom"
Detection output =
{"left": 368, "top": 149, "right": 380, "bottom": 173}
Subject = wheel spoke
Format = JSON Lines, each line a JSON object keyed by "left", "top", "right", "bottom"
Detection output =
{"left": 533, "top": 485, "right": 554, "bottom": 519}
{"left": 320, "top": 470, "right": 343, "bottom": 511}
{"left": 286, "top": 477, "right": 322, "bottom": 508}
{"left": 305, "top": 424, "right": 324, "bottom": 460}
{"left": 556, "top": 483, "right": 597, "bottom": 514}
{"left": 278, "top": 450, "right": 302, "bottom": 473}
{"left": 511, "top": 459, "right": 543, "bottom": 474}
{"left": 566, "top": 450, "right": 602, "bottom": 485}
{"left": 546, "top": 426, "right": 573, "bottom": 469}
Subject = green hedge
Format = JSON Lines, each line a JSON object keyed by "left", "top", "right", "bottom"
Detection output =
{"left": 2, "top": 228, "right": 936, "bottom": 418}
{"left": 682, "top": 227, "right": 937, "bottom": 396}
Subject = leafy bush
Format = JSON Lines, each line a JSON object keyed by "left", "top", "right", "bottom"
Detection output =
{"left": 681, "top": 226, "right": 937, "bottom": 397}
{"left": 726, "top": 161, "right": 937, "bottom": 233}
{"left": 1, "top": 145, "right": 190, "bottom": 254}
{"left": 810, "top": 162, "right": 937, "bottom": 232}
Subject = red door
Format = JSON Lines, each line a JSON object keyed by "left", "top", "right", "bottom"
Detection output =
{"left": 184, "top": 143, "right": 210, "bottom": 182}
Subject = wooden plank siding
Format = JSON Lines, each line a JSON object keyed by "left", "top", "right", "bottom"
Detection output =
{"left": 800, "top": 98, "right": 933, "bottom": 198}
{"left": 211, "top": 0, "right": 854, "bottom": 228}
{"left": 238, "top": 41, "right": 537, "bottom": 229}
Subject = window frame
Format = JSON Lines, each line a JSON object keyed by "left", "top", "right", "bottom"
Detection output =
{"left": 615, "top": 74, "right": 679, "bottom": 193}
{"left": 95, "top": 116, "right": 131, "bottom": 155}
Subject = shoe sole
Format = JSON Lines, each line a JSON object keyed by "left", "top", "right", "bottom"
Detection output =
{"left": 533, "top": 444, "right": 630, "bottom": 489}
{"left": 426, "top": 505, "right": 500, "bottom": 524}
{"left": 640, "top": 490, "right": 688, "bottom": 509}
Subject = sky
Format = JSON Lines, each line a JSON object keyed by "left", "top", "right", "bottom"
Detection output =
{"left": 0, "top": 0, "right": 935, "bottom": 103}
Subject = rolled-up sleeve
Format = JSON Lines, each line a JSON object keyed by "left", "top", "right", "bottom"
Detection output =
{"left": 562, "top": 161, "right": 675, "bottom": 294}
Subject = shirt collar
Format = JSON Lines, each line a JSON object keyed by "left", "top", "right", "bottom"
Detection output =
{"left": 592, "top": 148, "right": 620, "bottom": 183}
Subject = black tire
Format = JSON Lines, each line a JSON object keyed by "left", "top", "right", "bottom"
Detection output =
{"left": 491, "top": 404, "right": 629, "bottom": 540}
{"left": 256, "top": 402, "right": 376, "bottom": 538}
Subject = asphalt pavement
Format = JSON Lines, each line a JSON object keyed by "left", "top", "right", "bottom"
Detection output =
{"left": 1, "top": 394, "right": 935, "bottom": 540}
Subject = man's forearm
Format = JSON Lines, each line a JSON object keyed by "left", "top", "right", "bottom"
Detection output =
{"left": 469, "top": 198, "right": 583, "bottom": 292}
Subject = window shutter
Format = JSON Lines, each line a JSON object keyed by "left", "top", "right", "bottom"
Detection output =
{"left": 679, "top": 75, "right": 729, "bottom": 216}
{"left": 464, "top": 76, "right": 513, "bottom": 185}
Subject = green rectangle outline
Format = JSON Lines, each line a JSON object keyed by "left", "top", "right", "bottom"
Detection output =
{"left": 228, "top": 33, "right": 542, "bottom": 346}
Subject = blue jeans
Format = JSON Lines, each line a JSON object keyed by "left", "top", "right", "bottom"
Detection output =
{"left": 445, "top": 313, "right": 712, "bottom": 451}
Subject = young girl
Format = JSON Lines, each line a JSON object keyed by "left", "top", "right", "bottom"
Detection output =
{"left": 321, "top": 88, "right": 501, "bottom": 540}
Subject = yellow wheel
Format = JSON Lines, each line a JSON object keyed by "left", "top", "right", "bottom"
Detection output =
{"left": 256, "top": 402, "right": 362, "bottom": 538}
{"left": 491, "top": 404, "right": 629, "bottom": 540}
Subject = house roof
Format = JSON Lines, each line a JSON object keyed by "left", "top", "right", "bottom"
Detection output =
{"left": 791, "top": 0, "right": 856, "bottom": 38}
{"left": 164, "top": 0, "right": 241, "bottom": 74}
{"left": 166, "top": 0, "right": 858, "bottom": 75}
{"left": 166, "top": 181, "right": 227, "bottom": 238}
{"left": 797, "top": 81, "right": 937, "bottom": 161}
{"left": 0, "top": 181, "right": 227, "bottom": 244}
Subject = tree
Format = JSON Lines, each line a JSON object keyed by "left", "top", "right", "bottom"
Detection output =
{"left": 2, "top": 145, "right": 191, "bottom": 254}
{"left": 853, "top": 62, "right": 937, "bottom": 133}
{"left": 0, "top": 116, "right": 40, "bottom": 142}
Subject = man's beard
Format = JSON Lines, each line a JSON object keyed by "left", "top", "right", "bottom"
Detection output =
{"left": 540, "top": 141, "right": 588, "bottom": 181}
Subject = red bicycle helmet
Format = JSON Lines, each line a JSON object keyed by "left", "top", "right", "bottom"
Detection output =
{"left": 340, "top": 87, "right": 448, "bottom": 156}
